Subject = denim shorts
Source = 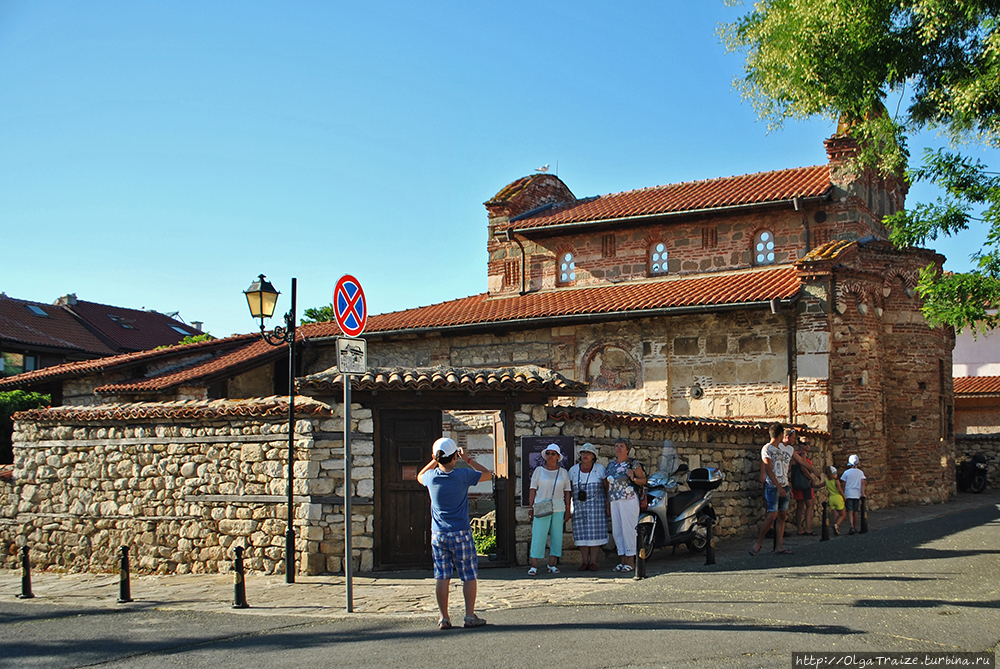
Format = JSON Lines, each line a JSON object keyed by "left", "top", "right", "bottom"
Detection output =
{"left": 764, "top": 485, "right": 790, "bottom": 513}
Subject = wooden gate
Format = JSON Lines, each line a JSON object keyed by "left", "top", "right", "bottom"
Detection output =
{"left": 376, "top": 409, "right": 440, "bottom": 569}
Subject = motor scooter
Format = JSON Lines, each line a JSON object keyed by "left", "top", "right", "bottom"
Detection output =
{"left": 956, "top": 452, "right": 991, "bottom": 494}
{"left": 635, "top": 464, "right": 723, "bottom": 578}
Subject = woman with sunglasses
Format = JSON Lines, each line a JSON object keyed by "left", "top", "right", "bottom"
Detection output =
{"left": 568, "top": 443, "right": 609, "bottom": 571}
{"left": 606, "top": 437, "right": 646, "bottom": 573}
{"left": 526, "top": 443, "right": 572, "bottom": 575}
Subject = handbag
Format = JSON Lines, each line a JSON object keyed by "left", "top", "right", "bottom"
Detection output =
{"left": 631, "top": 460, "right": 648, "bottom": 511}
{"left": 533, "top": 499, "right": 554, "bottom": 517}
{"left": 532, "top": 468, "right": 563, "bottom": 517}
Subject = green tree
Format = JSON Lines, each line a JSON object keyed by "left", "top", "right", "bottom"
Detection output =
{"left": 722, "top": 0, "right": 1000, "bottom": 333}
{"left": 156, "top": 333, "right": 214, "bottom": 350}
{"left": 1, "top": 390, "right": 50, "bottom": 464}
{"left": 301, "top": 304, "right": 335, "bottom": 324}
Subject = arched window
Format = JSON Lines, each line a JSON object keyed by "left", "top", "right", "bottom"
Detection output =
{"left": 558, "top": 251, "right": 576, "bottom": 285}
{"left": 648, "top": 242, "right": 668, "bottom": 276}
{"left": 753, "top": 230, "right": 776, "bottom": 265}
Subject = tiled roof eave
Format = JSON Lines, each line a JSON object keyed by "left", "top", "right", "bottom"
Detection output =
{"left": 547, "top": 405, "right": 829, "bottom": 436}
{"left": 342, "top": 295, "right": 801, "bottom": 340}
{"left": 506, "top": 193, "right": 832, "bottom": 234}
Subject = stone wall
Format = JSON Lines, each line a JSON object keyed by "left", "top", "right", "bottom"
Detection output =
{"left": 0, "top": 398, "right": 376, "bottom": 575}
{"left": 955, "top": 434, "right": 1000, "bottom": 488}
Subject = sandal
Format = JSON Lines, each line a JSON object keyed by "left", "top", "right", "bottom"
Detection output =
{"left": 833, "top": 525, "right": 840, "bottom": 535}
{"left": 577, "top": 563, "right": 589, "bottom": 571}
{"left": 463, "top": 614, "right": 487, "bottom": 628}
{"left": 620, "top": 564, "right": 633, "bottom": 572}
{"left": 527, "top": 566, "right": 537, "bottom": 576}
{"left": 613, "top": 564, "right": 625, "bottom": 572}
{"left": 547, "top": 564, "right": 560, "bottom": 574}
{"left": 438, "top": 618, "right": 452, "bottom": 630}
{"left": 588, "top": 563, "right": 598, "bottom": 571}
{"left": 774, "top": 548, "right": 794, "bottom": 555}
{"left": 748, "top": 547, "right": 760, "bottom": 556}
{"left": 803, "top": 531, "right": 817, "bottom": 536}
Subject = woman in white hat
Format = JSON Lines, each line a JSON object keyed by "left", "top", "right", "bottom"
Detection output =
{"left": 569, "top": 443, "right": 609, "bottom": 570}
{"left": 527, "top": 443, "right": 572, "bottom": 575}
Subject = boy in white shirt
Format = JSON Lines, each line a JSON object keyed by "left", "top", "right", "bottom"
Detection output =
{"left": 840, "top": 454, "right": 867, "bottom": 535}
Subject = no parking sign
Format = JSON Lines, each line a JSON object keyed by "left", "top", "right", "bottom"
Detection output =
{"left": 334, "top": 274, "right": 367, "bottom": 338}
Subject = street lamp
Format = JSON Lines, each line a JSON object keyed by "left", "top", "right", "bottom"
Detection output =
{"left": 243, "top": 274, "right": 298, "bottom": 584}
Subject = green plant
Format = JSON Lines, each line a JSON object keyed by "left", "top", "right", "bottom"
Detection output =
{"left": 473, "top": 530, "right": 496, "bottom": 556}
{"left": 1, "top": 390, "right": 50, "bottom": 464}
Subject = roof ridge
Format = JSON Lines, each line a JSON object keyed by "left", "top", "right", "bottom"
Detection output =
{"left": 592, "top": 164, "right": 828, "bottom": 200}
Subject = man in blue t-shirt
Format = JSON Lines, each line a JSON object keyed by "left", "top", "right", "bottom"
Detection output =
{"left": 418, "top": 437, "right": 491, "bottom": 630}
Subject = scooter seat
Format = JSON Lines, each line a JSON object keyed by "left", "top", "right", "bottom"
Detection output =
{"left": 667, "top": 490, "right": 702, "bottom": 519}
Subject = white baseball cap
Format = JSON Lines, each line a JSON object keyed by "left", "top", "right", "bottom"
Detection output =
{"left": 433, "top": 437, "right": 458, "bottom": 457}
{"left": 848, "top": 454, "right": 860, "bottom": 466}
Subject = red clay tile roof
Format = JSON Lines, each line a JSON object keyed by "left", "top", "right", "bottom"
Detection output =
{"left": 302, "top": 266, "right": 801, "bottom": 337}
{"left": 93, "top": 337, "right": 285, "bottom": 394}
{"left": 63, "top": 299, "right": 203, "bottom": 352}
{"left": 499, "top": 165, "right": 832, "bottom": 232}
{"left": 800, "top": 239, "right": 857, "bottom": 262}
{"left": 954, "top": 376, "right": 1000, "bottom": 396}
{"left": 0, "top": 295, "right": 117, "bottom": 356}
{"left": 547, "top": 405, "right": 826, "bottom": 436}
{"left": 300, "top": 365, "right": 587, "bottom": 395}
{"left": 14, "top": 396, "right": 331, "bottom": 422}
{"left": 0, "top": 333, "right": 260, "bottom": 391}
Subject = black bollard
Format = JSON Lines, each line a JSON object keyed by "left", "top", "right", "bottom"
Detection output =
{"left": 232, "top": 546, "right": 249, "bottom": 609}
{"left": 820, "top": 502, "right": 830, "bottom": 542}
{"left": 16, "top": 546, "right": 34, "bottom": 599}
{"left": 860, "top": 497, "right": 868, "bottom": 534}
{"left": 705, "top": 523, "right": 716, "bottom": 566}
{"left": 117, "top": 546, "right": 133, "bottom": 603}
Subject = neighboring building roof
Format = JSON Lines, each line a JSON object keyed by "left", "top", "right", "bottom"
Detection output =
{"left": 954, "top": 376, "right": 1000, "bottom": 397}
{"left": 13, "top": 396, "right": 332, "bottom": 423}
{"left": 305, "top": 265, "right": 802, "bottom": 338}
{"left": 300, "top": 365, "right": 588, "bottom": 395}
{"left": 60, "top": 298, "right": 202, "bottom": 352}
{"left": 93, "top": 337, "right": 284, "bottom": 395}
{"left": 0, "top": 333, "right": 260, "bottom": 391}
{"left": 547, "top": 405, "right": 827, "bottom": 436}
{"left": 0, "top": 294, "right": 117, "bottom": 356}
{"left": 499, "top": 165, "right": 832, "bottom": 232}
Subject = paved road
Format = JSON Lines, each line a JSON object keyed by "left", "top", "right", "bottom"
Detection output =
{"left": 2, "top": 493, "right": 998, "bottom": 668}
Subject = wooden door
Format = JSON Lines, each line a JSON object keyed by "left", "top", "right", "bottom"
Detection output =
{"left": 377, "top": 409, "right": 440, "bottom": 569}
{"left": 493, "top": 408, "right": 514, "bottom": 564}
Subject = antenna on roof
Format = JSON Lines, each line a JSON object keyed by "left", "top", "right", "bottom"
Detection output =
{"left": 535, "top": 164, "right": 549, "bottom": 173}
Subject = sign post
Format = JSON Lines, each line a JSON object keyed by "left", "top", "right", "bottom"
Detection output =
{"left": 334, "top": 275, "right": 367, "bottom": 613}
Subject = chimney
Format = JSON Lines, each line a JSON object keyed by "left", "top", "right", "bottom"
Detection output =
{"left": 191, "top": 321, "right": 204, "bottom": 332}
{"left": 55, "top": 293, "right": 78, "bottom": 307}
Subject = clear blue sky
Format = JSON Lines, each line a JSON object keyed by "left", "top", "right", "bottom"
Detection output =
{"left": 2, "top": 1, "right": 995, "bottom": 337}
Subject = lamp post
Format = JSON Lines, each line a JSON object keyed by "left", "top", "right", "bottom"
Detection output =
{"left": 243, "top": 274, "right": 298, "bottom": 584}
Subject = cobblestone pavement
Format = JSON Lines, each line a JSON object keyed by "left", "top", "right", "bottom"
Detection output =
{"left": 3, "top": 490, "right": 998, "bottom": 620}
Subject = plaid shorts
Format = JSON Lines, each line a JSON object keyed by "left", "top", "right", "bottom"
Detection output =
{"left": 431, "top": 530, "right": 478, "bottom": 582}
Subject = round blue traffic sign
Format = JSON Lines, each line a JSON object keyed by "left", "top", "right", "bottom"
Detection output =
{"left": 334, "top": 275, "right": 367, "bottom": 338}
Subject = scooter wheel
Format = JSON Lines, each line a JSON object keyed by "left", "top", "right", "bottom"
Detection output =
{"left": 971, "top": 474, "right": 987, "bottom": 494}
{"left": 688, "top": 527, "right": 709, "bottom": 554}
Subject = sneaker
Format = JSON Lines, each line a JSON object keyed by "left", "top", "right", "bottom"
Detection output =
{"left": 547, "top": 564, "right": 560, "bottom": 574}
{"left": 527, "top": 566, "right": 537, "bottom": 576}
{"left": 464, "top": 614, "right": 487, "bottom": 628}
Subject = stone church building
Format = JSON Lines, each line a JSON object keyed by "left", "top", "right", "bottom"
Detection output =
{"left": 1, "top": 131, "right": 955, "bottom": 574}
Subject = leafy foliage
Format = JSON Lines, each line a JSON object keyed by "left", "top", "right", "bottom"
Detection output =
{"left": 473, "top": 529, "right": 496, "bottom": 556}
{"left": 156, "top": 333, "right": 214, "bottom": 350}
{"left": 1, "top": 390, "right": 50, "bottom": 464}
{"left": 723, "top": 0, "right": 1000, "bottom": 332}
{"left": 301, "top": 304, "right": 335, "bottom": 324}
